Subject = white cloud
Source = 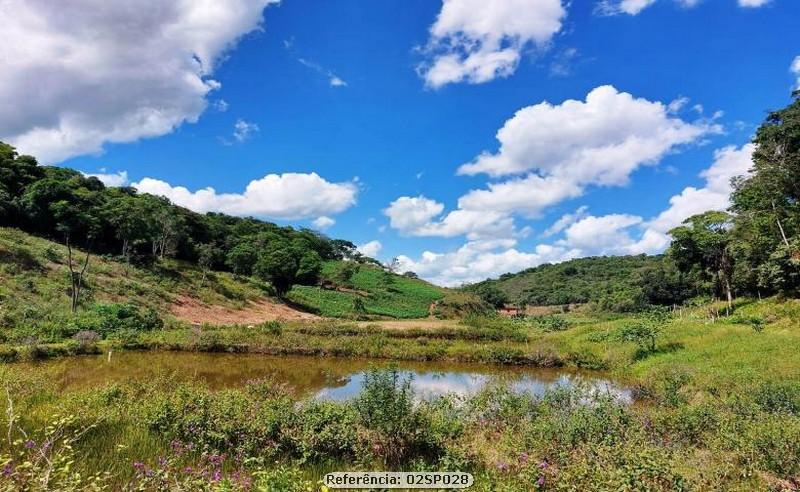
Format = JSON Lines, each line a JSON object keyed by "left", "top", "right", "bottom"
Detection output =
{"left": 558, "top": 213, "right": 646, "bottom": 254}
{"left": 402, "top": 143, "right": 754, "bottom": 286}
{"left": 133, "top": 172, "right": 358, "bottom": 220}
{"left": 459, "top": 85, "right": 719, "bottom": 180}
{"left": 551, "top": 143, "right": 754, "bottom": 258}
{"left": 312, "top": 216, "right": 335, "bottom": 230}
{"left": 738, "top": 0, "right": 771, "bottom": 6}
{"left": 388, "top": 87, "right": 719, "bottom": 241}
{"left": 0, "top": 0, "right": 277, "bottom": 163}
{"left": 396, "top": 239, "right": 580, "bottom": 286}
{"left": 213, "top": 99, "right": 229, "bottom": 112}
{"left": 357, "top": 240, "right": 382, "bottom": 258}
{"left": 542, "top": 206, "right": 589, "bottom": 237}
{"left": 596, "top": 0, "right": 657, "bottom": 15}
{"left": 418, "top": 0, "right": 567, "bottom": 88}
{"left": 384, "top": 196, "right": 445, "bottom": 233}
{"left": 451, "top": 86, "right": 719, "bottom": 221}
{"left": 297, "top": 58, "right": 348, "bottom": 87}
{"left": 792, "top": 56, "right": 800, "bottom": 89}
{"left": 233, "top": 119, "right": 260, "bottom": 143}
{"left": 384, "top": 196, "right": 518, "bottom": 240}
{"left": 598, "top": 0, "right": 770, "bottom": 15}
{"left": 83, "top": 170, "right": 129, "bottom": 187}
{"left": 646, "top": 143, "right": 754, "bottom": 236}
{"left": 457, "top": 174, "right": 583, "bottom": 218}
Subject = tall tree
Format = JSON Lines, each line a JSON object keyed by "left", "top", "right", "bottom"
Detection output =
{"left": 669, "top": 211, "right": 735, "bottom": 309}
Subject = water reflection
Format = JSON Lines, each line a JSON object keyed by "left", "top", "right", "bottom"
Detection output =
{"left": 21, "top": 352, "right": 631, "bottom": 402}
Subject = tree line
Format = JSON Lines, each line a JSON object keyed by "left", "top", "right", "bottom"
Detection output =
{"left": 0, "top": 142, "right": 368, "bottom": 297}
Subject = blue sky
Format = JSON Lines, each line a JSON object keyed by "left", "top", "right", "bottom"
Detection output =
{"left": 2, "top": 0, "right": 799, "bottom": 285}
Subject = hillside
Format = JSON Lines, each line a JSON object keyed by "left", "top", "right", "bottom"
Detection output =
{"left": 0, "top": 228, "right": 449, "bottom": 345}
{"left": 468, "top": 254, "right": 664, "bottom": 308}
{"left": 287, "top": 261, "right": 445, "bottom": 318}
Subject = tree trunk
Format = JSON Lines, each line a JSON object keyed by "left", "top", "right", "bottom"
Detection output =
{"left": 772, "top": 200, "right": 791, "bottom": 248}
{"left": 66, "top": 236, "right": 91, "bottom": 313}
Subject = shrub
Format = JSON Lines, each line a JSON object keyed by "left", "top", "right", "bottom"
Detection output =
{"left": 72, "top": 329, "right": 100, "bottom": 347}
{"left": 534, "top": 315, "right": 571, "bottom": 332}
{"left": 754, "top": 381, "right": 800, "bottom": 415}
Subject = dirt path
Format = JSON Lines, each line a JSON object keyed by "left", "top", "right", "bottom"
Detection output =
{"left": 171, "top": 295, "right": 321, "bottom": 325}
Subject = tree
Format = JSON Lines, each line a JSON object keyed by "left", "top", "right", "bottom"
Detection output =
{"left": 254, "top": 245, "right": 300, "bottom": 296}
{"left": 197, "top": 243, "right": 223, "bottom": 286}
{"left": 729, "top": 92, "right": 800, "bottom": 295}
{"left": 335, "top": 262, "right": 360, "bottom": 286}
{"left": 226, "top": 243, "right": 258, "bottom": 276}
{"left": 669, "top": 211, "right": 735, "bottom": 310}
{"left": 296, "top": 251, "right": 322, "bottom": 285}
{"left": 473, "top": 284, "right": 508, "bottom": 309}
{"left": 617, "top": 308, "right": 669, "bottom": 353}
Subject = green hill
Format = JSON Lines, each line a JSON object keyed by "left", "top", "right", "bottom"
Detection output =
{"left": 467, "top": 255, "right": 665, "bottom": 308}
{"left": 287, "top": 261, "right": 444, "bottom": 318}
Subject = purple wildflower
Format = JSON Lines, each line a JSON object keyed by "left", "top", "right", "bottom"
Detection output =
{"left": 133, "top": 461, "right": 145, "bottom": 471}
{"left": 537, "top": 475, "right": 546, "bottom": 487}
{"left": 212, "top": 469, "right": 222, "bottom": 482}
{"left": 497, "top": 462, "right": 509, "bottom": 472}
{"left": 23, "top": 440, "right": 35, "bottom": 449}
{"left": 538, "top": 460, "right": 549, "bottom": 469}
{"left": 2, "top": 462, "right": 13, "bottom": 477}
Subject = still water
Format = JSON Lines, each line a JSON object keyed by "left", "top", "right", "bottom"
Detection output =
{"left": 25, "top": 351, "right": 632, "bottom": 402}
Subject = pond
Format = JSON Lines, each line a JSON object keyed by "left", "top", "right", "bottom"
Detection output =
{"left": 23, "top": 351, "right": 633, "bottom": 402}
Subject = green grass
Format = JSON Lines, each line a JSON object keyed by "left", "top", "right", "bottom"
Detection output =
{"left": 286, "top": 261, "right": 444, "bottom": 318}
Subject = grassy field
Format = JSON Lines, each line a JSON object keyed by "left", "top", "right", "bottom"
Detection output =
{"left": 2, "top": 299, "right": 800, "bottom": 490}
{"left": 3, "top": 227, "right": 800, "bottom": 490}
{"left": 286, "top": 261, "right": 445, "bottom": 318}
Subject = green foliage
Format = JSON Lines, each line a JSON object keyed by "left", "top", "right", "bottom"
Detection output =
{"left": 287, "top": 261, "right": 444, "bottom": 318}
{"left": 0, "top": 141, "right": 359, "bottom": 293}
{"left": 471, "top": 283, "right": 508, "bottom": 308}
{"left": 467, "top": 255, "right": 663, "bottom": 309}
{"left": 532, "top": 314, "right": 571, "bottom": 332}
{"left": 617, "top": 312, "right": 666, "bottom": 353}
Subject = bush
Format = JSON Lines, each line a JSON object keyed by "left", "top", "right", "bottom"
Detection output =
{"left": 534, "top": 315, "right": 571, "bottom": 332}
{"left": 90, "top": 303, "right": 163, "bottom": 337}
{"left": 72, "top": 330, "right": 100, "bottom": 347}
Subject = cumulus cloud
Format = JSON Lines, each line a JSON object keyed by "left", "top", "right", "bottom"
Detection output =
{"left": 459, "top": 86, "right": 719, "bottom": 180}
{"left": 83, "top": 170, "right": 129, "bottom": 187}
{"left": 738, "top": 0, "right": 771, "bottom": 6}
{"left": 357, "top": 240, "right": 382, "bottom": 258}
{"left": 452, "top": 86, "right": 719, "bottom": 220}
{"left": 418, "top": 0, "right": 567, "bottom": 88}
{"left": 312, "top": 216, "right": 335, "bottom": 230}
{"left": 133, "top": 172, "right": 358, "bottom": 220}
{"left": 457, "top": 174, "right": 583, "bottom": 218}
{"left": 384, "top": 196, "right": 518, "bottom": 240}
{"left": 646, "top": 143, "right": 754, "bottom": 236}
{"left": 384, "top": 196, "right": 444, "bottom": 233}
{"left": 555, "top": 143, "right": 755, "bottom": 258}
{"left": 402, "top": 143, "right": 754, "bottom": 286}
{"left": 0, "top": 0, "right": 276, "bottom": 163}
{"left": 396, "top": 239, "right": 580, "bottom": 286}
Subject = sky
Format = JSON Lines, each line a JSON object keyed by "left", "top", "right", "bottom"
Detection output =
{"left": 1, "top": 0, "right": 799, "bottom": 286}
